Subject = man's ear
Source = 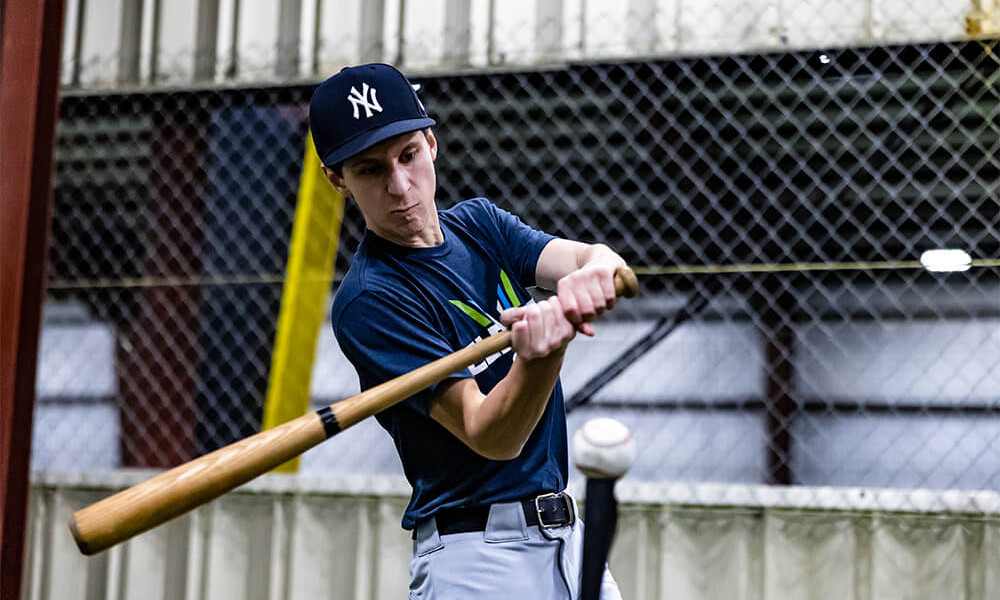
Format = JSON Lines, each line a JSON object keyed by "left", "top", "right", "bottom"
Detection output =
{"left": 321, "top": 165, "right": 351, "bottom": 198}
{"left": 426, "top": 130, "right": 438, "bottom": 161}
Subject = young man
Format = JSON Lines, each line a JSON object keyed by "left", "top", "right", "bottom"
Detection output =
{"left": 310, "top": 63, "right": 625, "bottom": 599}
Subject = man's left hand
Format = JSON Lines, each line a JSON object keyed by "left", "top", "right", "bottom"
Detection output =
{"left": 555, "top": 265, "right": 618, "bottom": 337}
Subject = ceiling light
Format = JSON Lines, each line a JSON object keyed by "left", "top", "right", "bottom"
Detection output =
{"left": 920, "top": 249, "right": 972, "bottom": 272}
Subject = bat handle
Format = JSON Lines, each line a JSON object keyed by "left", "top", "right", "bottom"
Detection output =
{"left": 613, "top": 266, "right": 639, "bottom": 299}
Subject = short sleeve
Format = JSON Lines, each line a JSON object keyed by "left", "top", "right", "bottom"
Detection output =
{"left": 474, "top": 199, "right": 556, "bottom": 287}
{"left": 332, "top": 291, "right": 472, "bottom": 416}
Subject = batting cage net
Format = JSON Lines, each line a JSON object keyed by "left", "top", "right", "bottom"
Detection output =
{"left": 35, "top": 0, "right": 1000, "bottom": 523}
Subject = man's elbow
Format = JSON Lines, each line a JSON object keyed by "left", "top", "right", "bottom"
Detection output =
{"left": 468, "top": 437, "right": 525, "bottom": 461}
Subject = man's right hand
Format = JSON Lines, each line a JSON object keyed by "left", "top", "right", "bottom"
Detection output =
{"left": 500, "top": 297, "right": 577, "bottom": 360}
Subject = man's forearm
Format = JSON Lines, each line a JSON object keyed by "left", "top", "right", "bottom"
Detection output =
{"left": 465, "top": 351, "right": 566, "bottom": 460}
{"left": 576, "top": 243, "right": 627, "bottom": 271}
{"left": 536, "top": 239, "right": 626, "bottom": 291}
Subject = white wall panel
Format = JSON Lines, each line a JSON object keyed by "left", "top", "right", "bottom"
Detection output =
{"left": 871, "top": 516, "right": 967, "bottom": 600}
{"left": 659, "top": 508, "right": 764, "bottom": 600}
{"left": 61, "top": 0, "right": 986, "bottom": 86}
{"left": 792, "top": 414, "right": 1000, "bottom": 491}
{"left": 781, "top": 0, "right": 874, "bottom": 48}
{"left": 157, "top": 0, "right": 199, "bottom": 83}
{"left": 238, "top": 0, "right": 282, "bottom": 78}
{"left": 399, "top": 0, "right": 447, "bottom": 67}
{"left": 310, "top": 323, "right": 362, "bottom": 400}
{"left": 315, "top": 0, "right": 364, "bottom": 70}
{"left": 78, "top": 0, "right": 124, "bottom": 85}
{"left": 31, "top": 403, "right": 120, "bottom": 471}
{"left": 875, "top": 0, "right": 969, "bottom": 42}
{"left": 577, "top": 321, "right": 763, "bottom": 401}
{"left": 568, "top": 407, "right": 768, "bottom": 482}
{"left": 36, "top": 317, "right": 116, "bottom": 399}
{"left": 763, "top": 512, "right": 868, "bottom": 600}
{"left": 796, "top": 319, "right": 1000, "bottom": 404}
{"left": 677, "top": 0, "right": 782, "bottom": 55}
{"left": 490, "top": 0, "right": 537, "bottom": 63}
{"left": 28, "top": 474, "right": 1000, "bottom": 600}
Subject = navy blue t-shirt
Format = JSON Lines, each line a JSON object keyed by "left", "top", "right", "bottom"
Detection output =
{"left": 331, "top": 198, "right": 564, "bottom": 529}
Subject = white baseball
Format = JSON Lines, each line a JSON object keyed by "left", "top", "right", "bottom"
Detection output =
{"left": 572, "top": 418, "right": 636, "bottom": 479}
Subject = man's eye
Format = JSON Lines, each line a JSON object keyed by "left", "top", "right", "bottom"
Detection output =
{"left": 358, "top": 165, "right": 380, "bottom": 175}
{"left": 401, "top": 150, "right": 417, "bottom": 162}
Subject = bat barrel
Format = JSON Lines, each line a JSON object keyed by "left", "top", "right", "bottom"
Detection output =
{"left": 70, "top": 412, "right": 328, "bottom": 555}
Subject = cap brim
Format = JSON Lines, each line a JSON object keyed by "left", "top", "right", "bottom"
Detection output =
{"left": 322, "top": 117, "right": 436, "bottom": 166}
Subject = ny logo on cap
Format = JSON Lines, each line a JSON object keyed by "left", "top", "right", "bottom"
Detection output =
{"left": 348, "top": 83, "right": 383, "bottom": 119}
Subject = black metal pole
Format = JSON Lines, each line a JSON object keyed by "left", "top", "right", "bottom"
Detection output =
{"left": 580, "top": 478, "right": 619, "bottom": 600}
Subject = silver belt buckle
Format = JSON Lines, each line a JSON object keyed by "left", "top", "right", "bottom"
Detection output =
{"left": 534, "top": 492, "right": 575, "bottom": 528}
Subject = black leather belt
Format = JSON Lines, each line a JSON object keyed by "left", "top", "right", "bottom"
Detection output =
{"left": 419, "top": 492, "right": 576, "bottom": 537}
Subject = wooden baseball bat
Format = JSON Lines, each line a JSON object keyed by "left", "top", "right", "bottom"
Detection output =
{"left": 69, "top": 268, "right": 638, "bottom": 555}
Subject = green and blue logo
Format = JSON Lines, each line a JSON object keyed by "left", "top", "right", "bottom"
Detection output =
{"left": 448, "top": 270, "right": 526, "bottom": 374}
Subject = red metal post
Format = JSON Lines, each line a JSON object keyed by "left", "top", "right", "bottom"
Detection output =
{"left": 0, "top": 1, "right": 66, "bottom": 598}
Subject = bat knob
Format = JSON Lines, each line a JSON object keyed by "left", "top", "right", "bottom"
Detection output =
{"left": 613, "top": 267, "right": 639, "bottom": 299}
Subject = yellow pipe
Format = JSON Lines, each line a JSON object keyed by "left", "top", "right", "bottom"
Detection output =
{"left": 262, "top": 132, "right": 344, "bottom": 472}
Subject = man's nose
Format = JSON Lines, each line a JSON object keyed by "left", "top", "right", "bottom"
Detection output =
{"left": 387, "top": 165, "right": 410, "bottom": 195}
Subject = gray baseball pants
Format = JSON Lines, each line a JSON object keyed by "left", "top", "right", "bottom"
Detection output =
{"left": 408, "top": 498, "right": 623, "bottom": 599}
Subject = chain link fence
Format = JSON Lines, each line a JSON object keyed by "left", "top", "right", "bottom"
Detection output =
{"left": 34, "top": 7, "right": 1000, "bottom": 516}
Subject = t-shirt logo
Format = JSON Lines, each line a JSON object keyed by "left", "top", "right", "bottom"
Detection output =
{"left": 449, "top": 270, "right": 525, "bottom": 375}
{"left": 348, "top": 83, "right": 383, "bottom": 119}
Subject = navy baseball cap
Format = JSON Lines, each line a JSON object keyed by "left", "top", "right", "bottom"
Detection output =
{"left": 309, "top": 63, "right": 435, "bottom": 167}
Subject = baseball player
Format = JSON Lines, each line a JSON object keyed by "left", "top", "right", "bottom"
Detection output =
{"left": 310, "top": 63, "right": 624, "bottom": 599}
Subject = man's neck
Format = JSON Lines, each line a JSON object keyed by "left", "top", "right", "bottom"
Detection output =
{"left": 369, "top": 216, "right": 444, "bottom": 248}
